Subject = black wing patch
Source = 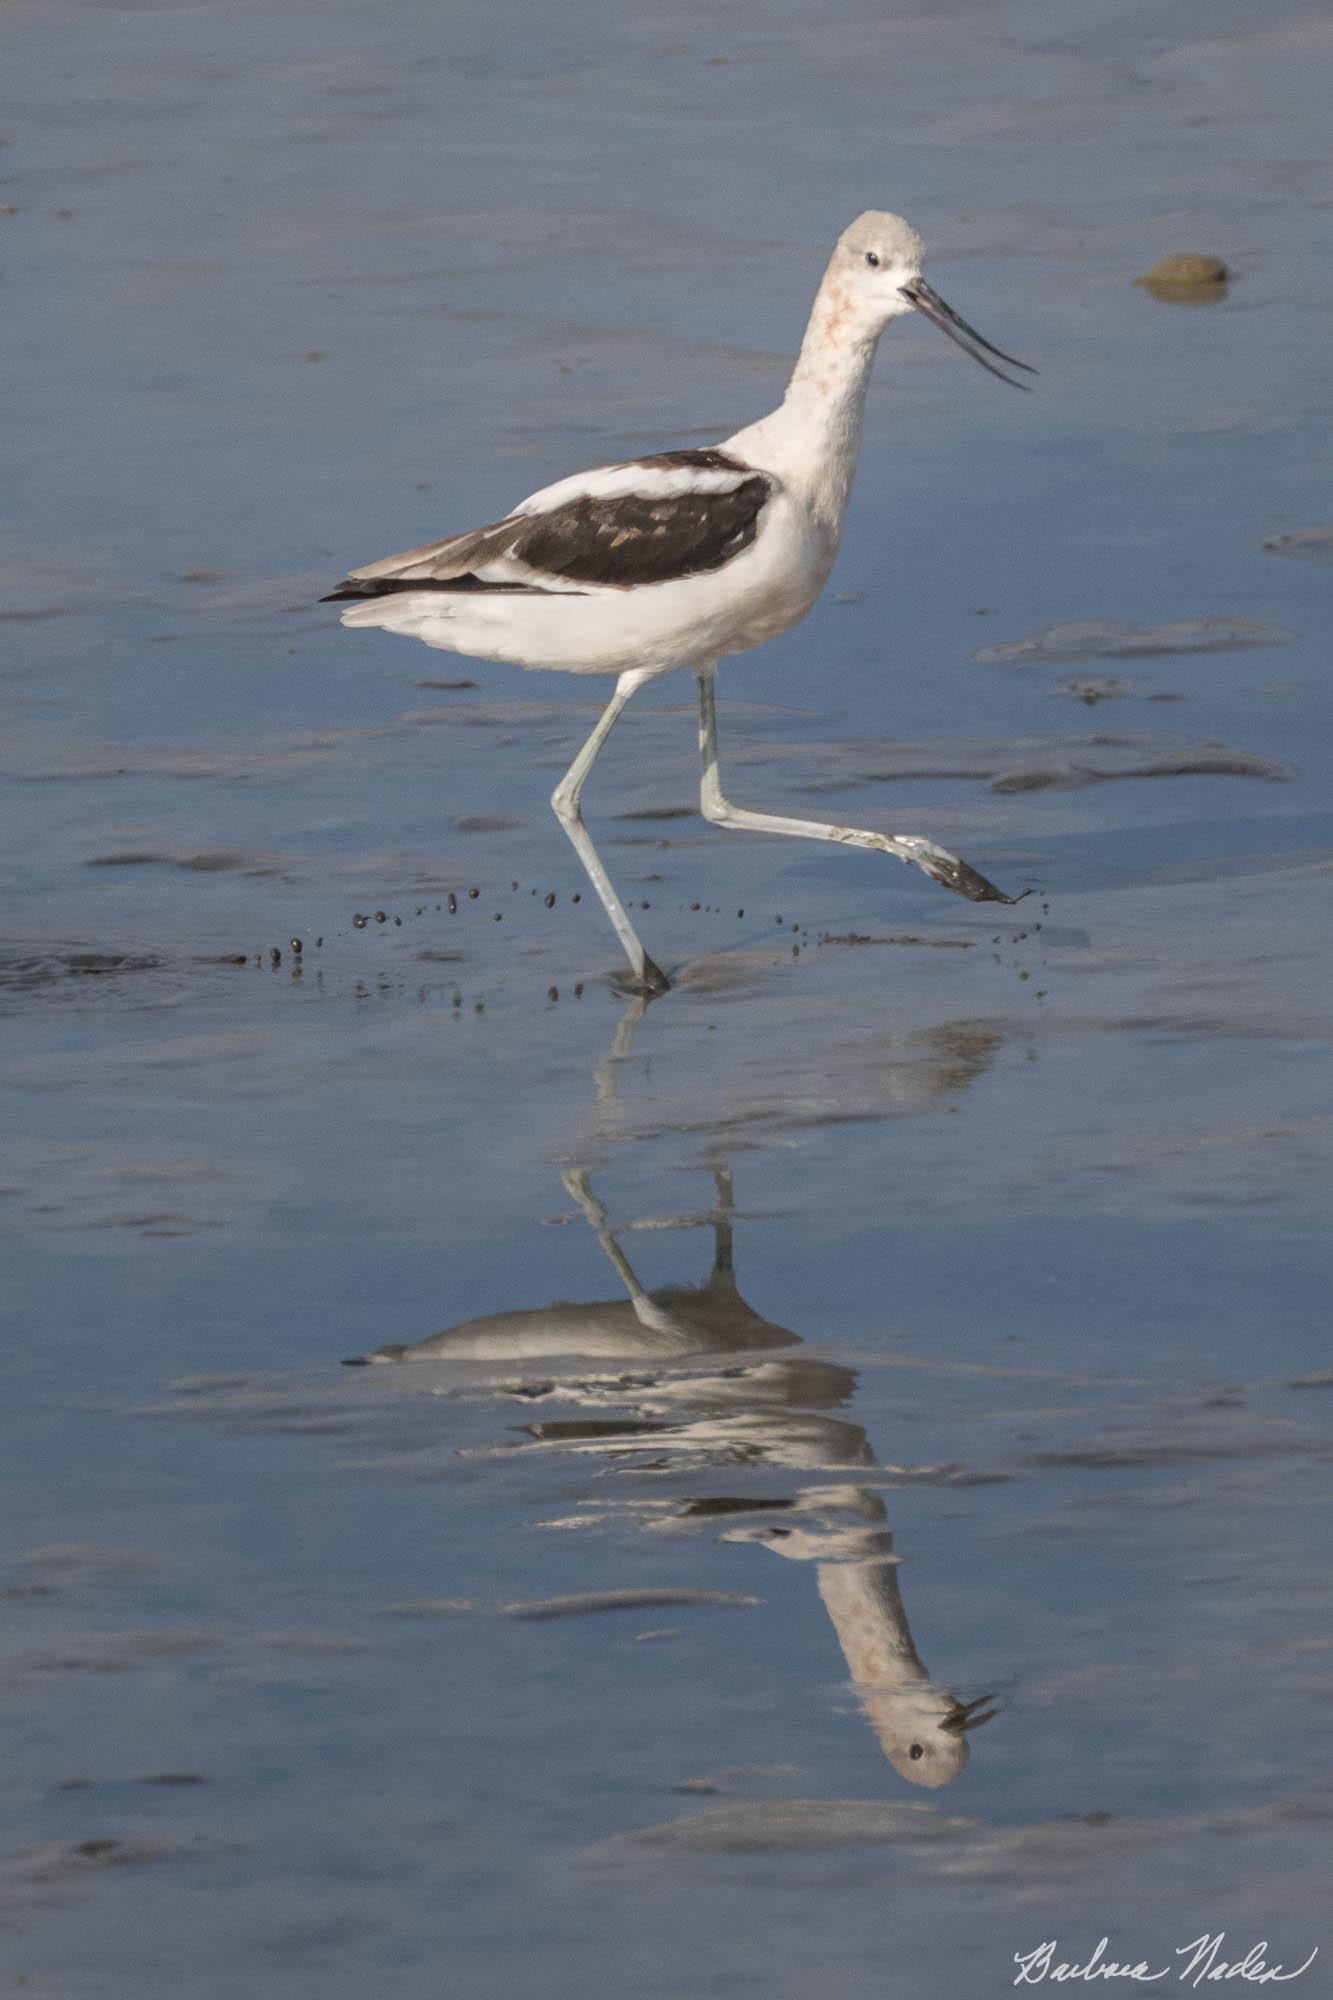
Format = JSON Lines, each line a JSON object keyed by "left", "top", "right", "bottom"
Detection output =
{"left": 518, "top": 469, "right": 772, "bottom": 589}
{"left": 322, "top": 450, "right": 772, "bottom": 602}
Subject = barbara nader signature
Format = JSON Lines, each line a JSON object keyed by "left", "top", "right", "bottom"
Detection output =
{"left": 1013, "top": 1935, "right": 1318, "bottom": 1987}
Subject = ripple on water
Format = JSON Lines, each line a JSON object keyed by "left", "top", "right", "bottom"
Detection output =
{"left": 0, "top": 944, "right": 174, "bottom": 1017}
{"left": 388, "top": 1588, "right": 763, "bottom": 1620}
{"left": 1262, "top": 526, "right": 1333, "bottom": 564}
{"left": 972, "top": 618, "right": 1294, "bottom": 666}
{"left": 781, "top": 729, "right": 1295, "bottom": 797}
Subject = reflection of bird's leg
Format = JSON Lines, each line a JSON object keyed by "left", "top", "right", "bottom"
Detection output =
{"left": 559, "top": 1166, "right": 607, "bottom": 1232}
{"left": 592, "top": 993, "right": 649, "bottom": 1114}
{"left": 709, "top": 1160, "right": 736, "bottom": 1283}
{"left": 696, "top": 663, "right": 1013, "bottom": 905}
{"left": 558, "top": 1166, "right": 690, "bottom": 1343}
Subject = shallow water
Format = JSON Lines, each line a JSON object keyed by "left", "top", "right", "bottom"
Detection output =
{"left": 3, "top": 0, "right": 1333, "bottom": 1992}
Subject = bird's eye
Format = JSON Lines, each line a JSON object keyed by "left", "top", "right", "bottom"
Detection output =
{"left": 909, "top": 1743, "right": 924, "bottom": 1760}
{"left": 865, "top": 251, "right": 880, "bottom": 268}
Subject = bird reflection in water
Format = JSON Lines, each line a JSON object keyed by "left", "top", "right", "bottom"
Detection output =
{"left": 347, "top": 1001, "right": 1000, "bottom": 1787}
{"left": 724, "top": 1488, "right": 996, "bottom": 1785}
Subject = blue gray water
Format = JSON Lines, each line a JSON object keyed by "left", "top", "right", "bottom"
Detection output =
{"left": 3, "top": 0, "right": 1332, "bottom": 1992}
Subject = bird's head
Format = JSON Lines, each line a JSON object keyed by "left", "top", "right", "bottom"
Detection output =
{"left": 861, "top": 1682, "right": 1000, "bottom": 1787}
{"left": 835, "top": 210, "right": 1035, "bottom": 388}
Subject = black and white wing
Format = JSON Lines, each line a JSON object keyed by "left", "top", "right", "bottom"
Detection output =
{"left": 322, "top": 449, "right": 777, "bottom": 602}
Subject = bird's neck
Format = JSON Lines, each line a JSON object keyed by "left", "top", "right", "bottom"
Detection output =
{"left": 816, "top": 1536, "right": 928, "bottom": 1687}
{"left": 766, "top": 276, "right": 882, "bottom": 536}
{"left": 816, "top": 1533, "right": 970, "bottom": 1783}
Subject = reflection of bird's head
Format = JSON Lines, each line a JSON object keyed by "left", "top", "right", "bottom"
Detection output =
{"left": 734, "top": 1499, "right": 999, "bottom": 1790}
{"left": 867, "top": 1686, "right": 997, "bottom": 1788}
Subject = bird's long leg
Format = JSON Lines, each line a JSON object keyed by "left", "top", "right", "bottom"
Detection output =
{"left": 551, "top": 668, "right": 671, "bottom": 994}
{"left": 695, "top": 664, "right": 1014, "bottom": 905}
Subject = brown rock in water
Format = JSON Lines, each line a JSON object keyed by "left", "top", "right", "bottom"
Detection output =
{"left": 1134, "top": 254, "right": 1229, "bottom": 303}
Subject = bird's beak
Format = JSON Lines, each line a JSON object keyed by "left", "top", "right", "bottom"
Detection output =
{"left": 899, "top": 277, "right": 1036, "bottom": 390}
{"left": 940, "top": 1693, "right": 999, "bottom": 1734}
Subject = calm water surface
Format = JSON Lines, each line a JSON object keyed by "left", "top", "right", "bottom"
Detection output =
{"left": 3, "top": 0, "right": 1332, "bottom": 1992}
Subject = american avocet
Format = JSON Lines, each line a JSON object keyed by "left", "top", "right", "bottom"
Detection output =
{"left": 326, "top": 211, "right": 1033, "bottom": 993}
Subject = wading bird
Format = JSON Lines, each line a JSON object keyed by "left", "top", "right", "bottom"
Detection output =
{"left": 326, "top": 212, "right": 1033, "bottom": 992}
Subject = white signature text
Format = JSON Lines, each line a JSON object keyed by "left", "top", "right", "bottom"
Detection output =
{"left": 1013, "top": 1936, "right": 1319, "bottom": 1988}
